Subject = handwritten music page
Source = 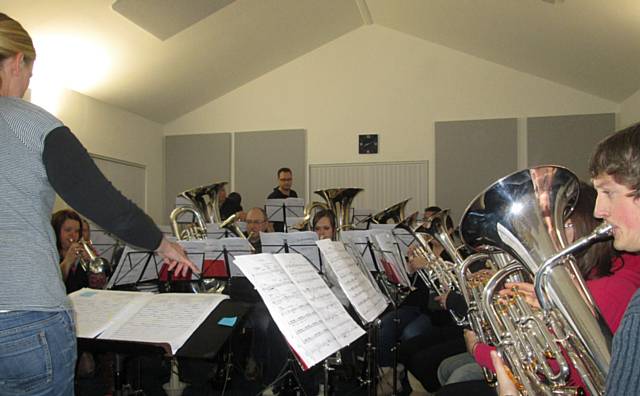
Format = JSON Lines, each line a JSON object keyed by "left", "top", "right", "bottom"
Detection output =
{"left": 70, "top": 289, "right": 152, "bottom": 338}
{"left": 316, "top": 240, "right": 388, "bottom": 324}
{"left": 97, "top": 292, "right": 228, "bottom": 354}
{"left": 233, "top": 253, "right": 365, "bottom": 370}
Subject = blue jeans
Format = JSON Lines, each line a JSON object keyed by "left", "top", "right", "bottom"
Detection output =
{"left": 0, "top": 310, "right": 76, "bottom": 396}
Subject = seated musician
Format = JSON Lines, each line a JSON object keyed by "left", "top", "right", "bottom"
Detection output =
{"left": 245, "top": 207, "right": 272, "bottom": 253}
{"left": 220, "top": 191, "right": 245, "bottom": 220}
{"left": 434, "top": 182, "right": 640, "bottom": 396}
{"left": 52, "top": 209, "right": 91, "bottom": 293}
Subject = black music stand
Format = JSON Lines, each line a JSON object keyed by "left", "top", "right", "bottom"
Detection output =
{"left": 265, "top": 198, "right": 305, "bottom": 232}
{"left": 261, "top": 232, "right": 324, "bottom": 273}
{"left": 78, "top": 299, "right": 249, "bottom": 395}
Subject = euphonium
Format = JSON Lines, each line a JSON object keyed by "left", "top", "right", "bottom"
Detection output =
{"left": 423, "top": 209, "right": 467, "bottom": 266}
{"left": 395, "top": 212, "right": 459, "bottom": 296}
{"left": 461, "top": 165, "right": 613, "bottom": 396}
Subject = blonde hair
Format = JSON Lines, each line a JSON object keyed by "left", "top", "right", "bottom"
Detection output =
{"left": 0, "top": 13, "right": 35, "bottom": 63}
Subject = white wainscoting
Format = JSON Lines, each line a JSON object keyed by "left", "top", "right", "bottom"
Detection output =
{"left": 309, "top": 161, "right": 428, "bottom": 215}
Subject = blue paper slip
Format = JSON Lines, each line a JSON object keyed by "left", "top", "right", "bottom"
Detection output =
{"left": 218, "top": 316, "right": 237, "bottom": 327}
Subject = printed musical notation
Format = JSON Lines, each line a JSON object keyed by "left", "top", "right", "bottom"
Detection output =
{"left": 233, "top": 253, "right": 365, "bottom": 370}
{"left": 70, "top": 289, "right": 229, "bottom": 354}
{"left": 316, "top": 239, "right": 388, "bottom": 324}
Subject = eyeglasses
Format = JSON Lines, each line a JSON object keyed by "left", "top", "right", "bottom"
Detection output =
{"left": 279, "top": 178, "right": 292, "bottom": 182}
{"left": 246, "top": 220, "right": 266, "bottom": 225}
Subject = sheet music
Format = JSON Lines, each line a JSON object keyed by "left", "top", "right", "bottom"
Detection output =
{"left": 261, "top": 232, "right": 322, "bottom": 272}
{"left": 316, "top": 240, "right": 388, "bottom": 324}
{"left": 278, "top": 253, "right": 364, "bottom": 346}
{"left": 370, "top": 230, "right": 412, "bottom": 287}
{"left": 99, "top": 292, "right": 229, "bottom": 354}
{"left": 233, "top": 253, "right": 365, "bottom": 369}
{"left": 70, "top": 289, "right": 152, "bottom": 338}
{"left": 340, "top": 230, "right": 377, "bottom": 271}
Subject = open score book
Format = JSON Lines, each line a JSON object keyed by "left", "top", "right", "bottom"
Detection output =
{"left": 69, "top": 289, "right": 228, "bottom": 355}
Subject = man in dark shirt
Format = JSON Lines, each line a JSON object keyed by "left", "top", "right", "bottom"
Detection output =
{"left": 267, "top": 168, "right": 298, "bottom": 231}
{"left": 267, "top": 167, "right": 298, "bottom": 199}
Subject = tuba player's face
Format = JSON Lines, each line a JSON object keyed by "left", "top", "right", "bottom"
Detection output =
{"left": 593, "top": 173, "right": 640, "bottom": 253}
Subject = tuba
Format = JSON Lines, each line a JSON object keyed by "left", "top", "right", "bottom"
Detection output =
{"left": 460, "top": 165, "right": 612, "bottom": 395}
{"left": 170, "top": 206, "right": 207, "bottom": 240}
{"left": 314, "top": 188, "right": 363, "bottom": 237}
{"left": 179, "top": 182, "right": 227, "bottom": 223}
{"left": 290, "top": 200, "right": 330, "bottom": 231}
{"left": 172, "top": 182, "right": 252, "bottom": 244}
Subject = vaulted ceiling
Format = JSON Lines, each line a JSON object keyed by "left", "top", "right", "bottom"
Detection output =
{"left": 4, "top": 0, "right": 640, "bottom": 123}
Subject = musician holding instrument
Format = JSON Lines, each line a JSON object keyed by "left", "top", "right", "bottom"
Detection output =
{"left": 0, "top": 13, "right": 198, "bottom": 395}
{"left": 52, "top": 209, "right": 92, "bottom": 293}
{"left": 437, "top": 181, "right": 640, "bottom": 395}
{"left": 245, "top": 207, "right": 272, "bottom": 253}
{"left": 588, "top": 123, "right": 640, "bottom": 396}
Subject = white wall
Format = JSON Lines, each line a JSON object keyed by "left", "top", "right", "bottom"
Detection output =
{"left": 165, "top": 25, "right": 618, "bottom": 204}
{"left": 620, "top": 89, "right": 640, "bottom": 128}
{"left": 32, "top": 88, "right": 166, "bottom": 222}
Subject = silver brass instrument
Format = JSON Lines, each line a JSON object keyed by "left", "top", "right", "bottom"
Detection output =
{"left": 172, "top": 182, "right": 253, "bottom": 244}
{"left": 423, "top": 209, "right": 467, "bottom": 266}
{"left": 169, "top": 182, "right": 248, "bottom": 293}
{"left": 395, "top": 212, "right": 460, "bottom": 296}
{"left": 179, "top": 182, "right": 227, "bottom": 223}
{"left": 78, "top": 239, "right": 111, "bottom": 276}
{"left": 460, "top": 165, "right": 613, "bottom": 395}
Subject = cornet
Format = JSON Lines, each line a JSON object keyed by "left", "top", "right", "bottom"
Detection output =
{"left": 76, "top": 239, "right": 111, "bottom": 276}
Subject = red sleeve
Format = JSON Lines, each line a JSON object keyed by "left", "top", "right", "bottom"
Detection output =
{"left": 473, "top": 342, "right": 496, "bottom": 371}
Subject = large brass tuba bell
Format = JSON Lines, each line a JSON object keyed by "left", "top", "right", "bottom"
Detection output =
{"left": 460, "top": 165, "right": 612, "bottom": 395}
{"left": 314, "top": 188, "right": 363, "bottom": 236}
